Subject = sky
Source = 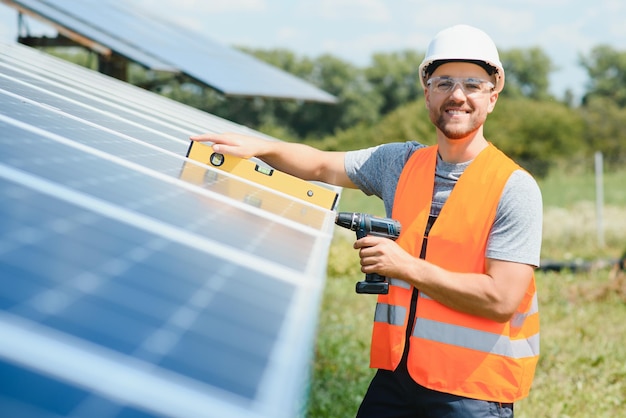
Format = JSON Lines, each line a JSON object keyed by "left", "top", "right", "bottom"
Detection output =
{"left": 1, "top": 0, "right": 625, "bottom": 102}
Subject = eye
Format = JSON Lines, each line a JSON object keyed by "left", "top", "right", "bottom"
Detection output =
{"left": 436, "top": 79, "right": 454, "bottom": 91}
{"left": 463, "top": 79, "right": 483, "bottom": 92}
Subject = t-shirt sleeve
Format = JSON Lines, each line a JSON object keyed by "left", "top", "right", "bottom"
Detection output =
{"left": 345, "top": 144, "right": 385, "bottom": 197}
{"left": 345, "top": 142, "right": 424, "bottom": 216}
{"left": 486, "top": 170, "right": 543, "bottom": 267}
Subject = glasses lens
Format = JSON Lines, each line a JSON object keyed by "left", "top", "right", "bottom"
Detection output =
{"left": 462, "top": 79, "right": 484, "bottom": 93}
{"left": 433, "top": 79, "right": 454, "bottom": 91}
{"left": 428, "top": 77, "right": 493, "bottom": 94}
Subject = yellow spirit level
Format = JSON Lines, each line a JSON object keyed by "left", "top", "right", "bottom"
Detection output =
{"left": 182, "top": 141, "right": 338, "bottom": 211}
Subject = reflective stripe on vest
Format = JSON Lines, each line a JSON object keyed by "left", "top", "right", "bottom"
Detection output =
{"left": 389, "top": 277, "right": 411, "bottom": 289}
{"left": 374, "top": 303, "right": 406, "bottom": 327}
{"left": 511, "top": 293, "right": 539, "bottom": 329}
{"left": 413, "top": 318, "right": 540, "bottom": 358}
{"left": 376, "top": 292, "right": 540, "bottom": 357}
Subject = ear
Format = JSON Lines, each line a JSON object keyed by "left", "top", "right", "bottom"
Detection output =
{"left": 424, "top": 88, "right": 430, "bottom": 109}
{"left": 487, "top": 92, "right": 499, "bottom": 113}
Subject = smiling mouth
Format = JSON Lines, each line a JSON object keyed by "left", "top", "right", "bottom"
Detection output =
{"left": 445, "top": 109, "right": 470, "bottom": 116}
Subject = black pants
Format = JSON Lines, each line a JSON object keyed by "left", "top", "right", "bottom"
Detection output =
{"left": 356, "top": 363, "right": 514, "bottom": 418}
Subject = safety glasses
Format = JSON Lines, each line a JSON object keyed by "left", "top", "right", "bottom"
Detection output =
{"left": 426, "top": 77, "right": 495, "bottom": 95}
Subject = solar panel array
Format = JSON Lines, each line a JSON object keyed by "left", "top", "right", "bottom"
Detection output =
{"left": 2, "top": 0, "right": 337, "bottom": 103}
{"left": 0, "top": 42, "right": 338, "bottom": 418}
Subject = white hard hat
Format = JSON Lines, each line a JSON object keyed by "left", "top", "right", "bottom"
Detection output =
{"left": 418, "top": 25, "right": 505, "bottom": 93}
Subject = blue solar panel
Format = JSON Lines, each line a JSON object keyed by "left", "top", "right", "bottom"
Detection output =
{"left": 3, "top": 0, "right": 337, "bottom": 103}
{"left": 0, "top": 42, "right": 337, "bottom": 418}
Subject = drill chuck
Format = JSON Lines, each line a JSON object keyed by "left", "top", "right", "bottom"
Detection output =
{"left": 335, "top": 211, "right": 358, "bottom": 231}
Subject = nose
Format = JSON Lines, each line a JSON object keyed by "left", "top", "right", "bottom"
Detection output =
{"left": 449, "top": 82, "right": 467, "bottom": 99}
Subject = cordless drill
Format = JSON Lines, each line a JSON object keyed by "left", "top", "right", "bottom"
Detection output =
{"left": 335, "top": 212, "right": 402, "bottom": 294}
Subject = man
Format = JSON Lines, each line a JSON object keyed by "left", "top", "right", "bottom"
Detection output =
{"left": 192, "top": 24, "right": 542, "bottom": 418}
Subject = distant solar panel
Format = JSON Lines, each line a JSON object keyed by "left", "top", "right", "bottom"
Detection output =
{"left": 1, "top": 0, "right": 337, "bottom": 103}
{"left": 0, "top": 42, "right": 338, "bottom": 418}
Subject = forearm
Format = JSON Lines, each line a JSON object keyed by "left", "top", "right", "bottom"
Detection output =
{"left": 401, "top": 257, "right": 533, "bottom": 323}
{"left": 190, "top": 132, "right": 355, "bottom": 188}
{"left": 355, "top": 237, "right": 532, "bottom": 322}
{"left": 254, "top": 141, "right": 349, "bottom": 186}
{"left": 404, "top": 261, "right": 511, "bottom": 322}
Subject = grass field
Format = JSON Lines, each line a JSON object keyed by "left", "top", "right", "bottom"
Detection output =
{"left": 306, "top": 167, "right": 626, "bottom": 417}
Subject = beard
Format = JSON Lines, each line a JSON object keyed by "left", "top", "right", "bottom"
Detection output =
{"left": 429, "top": 102, "right": 486, "bottom": 140}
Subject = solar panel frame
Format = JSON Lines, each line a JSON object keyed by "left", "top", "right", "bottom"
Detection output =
{"left": 0, "top": 41, "right": 339, "bottom": 418}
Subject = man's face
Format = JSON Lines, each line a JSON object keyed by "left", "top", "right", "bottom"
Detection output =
{"left": 424, "top": 62, "right": 498, "bottom": 140}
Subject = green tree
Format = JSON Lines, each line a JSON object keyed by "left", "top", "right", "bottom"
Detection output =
{"left": 580, "top": 96, "right": 626, "bottom": 164}
{"left": 580, "top": 45, "right": 626, "bottom": 107}
{"left": 499, "top": 47, "right": 554, "bottom": 101}
{"left": 293, "top": 53, "right": 382, "bottom": 138}
{"left": 364, "top": 50, "right": 424, "bottom": 115}
{"left": 486, "top": 97, "right": 586, "bottom": 177}
{"left": 237, "top": 48, "right": 382, "bottom": 139}
{"left": 311, "top": 98, "right": 435, "bottom": 151}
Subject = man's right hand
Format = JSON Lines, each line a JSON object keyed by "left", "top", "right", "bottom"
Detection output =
{"left": 190, "top": 132, "right": 270, "bottom": 160}
{"left": 190, "top": 132, "right": 355, "bottom": 188}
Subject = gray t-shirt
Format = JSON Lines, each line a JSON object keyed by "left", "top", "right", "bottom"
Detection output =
{"left": 345, "top": 141, "right": 542, "bottom": 267}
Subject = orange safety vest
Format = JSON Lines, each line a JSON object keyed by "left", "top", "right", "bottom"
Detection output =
{"left": 370, "top": 144, "right": 540, "bottom": 402}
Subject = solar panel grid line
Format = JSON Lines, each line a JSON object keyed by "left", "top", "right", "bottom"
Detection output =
{"left": 0, "top": 42, "right": 280, "bottom": 146}
{"left": 2, "top": 0, "right": 336, "bottom": 102}
{"left": 0, "top": 42, "right": 179, "bottom": 112}
{"left": 253, "top": 281, "right": 326, "bottom": 417}
{"left": 0, "top": 98, "right": 331, "bottom": 239}
{"left": 4, "top": 125, "right": 321, "bottom": 276}
{"left": 0, "top": 58, "right": 320, "bottom": 185}
{"left": 91, "top": 1, "right": 182, "bottom": 70}
{"left": 0, "top": 167, "right": 308, "bottom": 378}
{"left": 0, "top": 65, "right": 197, "bottom": 150}
{"left": 1, "top": 49, "right": 332, "bottom": 276}
{"left": 0, "top": 40, "right": 289, "bottom": 146}
{"left": 0, "top": 64, "right": 196, "bottom": 146}
{"left": 0, "top": 51, "right": 209, "bottom": 140}
{"left": 62, "top": 0, "right": 182, "bottom": 72}
{"left": 0, "top": 313, "right": 263, "bottom": 418}
{"left": 3, "top": 0, "right": 177, "bottom": 71}
{"left": 0, "top": 159, "right": 324, "bottom": 416}
{"left": 98, "top": 0, "right": 335, "bottom": 101}
{"left": 0, "top": 89, "right": 336, "bottom": 237}
{"left": 1, "top": 0, "right": 111, "bottom": 56}
{"left": 0, "top": 44, "right": 197, "bottom": 141}
{"left": 0, "top": 49, "right": 334, "bottom": 278}
{"left": 0, "top": 70, "right": 192, "bottom": 150}
{"left": 0, "top": 162, "right": 317, "bottom": 288}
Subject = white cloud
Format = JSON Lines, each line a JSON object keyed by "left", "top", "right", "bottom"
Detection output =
{"left": 605, "top": 0, "right": 625, "bottom": 13}
{"left": 410, "top": 4, "right": 535, "bottom": 46}
{"left": 542, "top": 21, "right": 594, "bottom": 54}
{"left": 505, "top": 0, "right": 570, "bottom": 5}
{"left": 297, "top": 0, "right": 391, "bottom": 22}
{"left": 597, "top": 1, "right": 626, "bottom": 47}
{"left": 129, "top": 0, "right": 266, "bottom": 14}
{"left": 276, "top": 27, "right": 304, "bottom": 43}
{"left": 0, "top": 0, "right": 270, "bottom": 49}
{"left": 124, "top": 0, "right": 268, "bottom": 34}
{"left": 607, "top": 22, "right": 626, "bottom": 45}
{"left": 320, "top": 32, "right": 406, "bottom": 63}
